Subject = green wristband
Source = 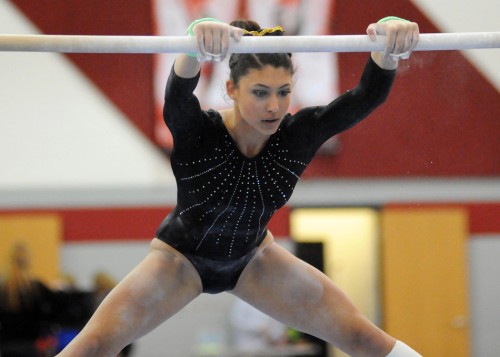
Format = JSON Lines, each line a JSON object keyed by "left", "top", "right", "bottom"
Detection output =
{"left": 378, "top": 16, "right": 410, "bottom": 23}
{"left": 186, "top": 17, "right": 223, "bottom": 36}
{"left": 185, "top": 17, "right": 223, "bottom": 58}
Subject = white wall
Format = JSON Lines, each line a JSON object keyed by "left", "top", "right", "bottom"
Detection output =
{"left": 411, "top": 0, "right": 500, "bottom": 91}
{"left": 0, "top": 1, "right": 175, "bottom": 191}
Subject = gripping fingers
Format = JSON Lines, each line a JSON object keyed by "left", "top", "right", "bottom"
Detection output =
{"left": 383, "top": 27, "right": 397, "bottom": 59}
{"left": 387, "top": 22, "right": 420, "bottom": 61}
{"left": 230, "top": 26, "right": 244, "bottom": 41}
{"left": 218, "top": 26, "right": 243, "bottom": 61}
{"left": 393, "top": 30, "right": 414, "bottom": 60}
{"left": 366, "top": 23, "right": 378, "bottom": 41}
{"left": 204, "top": 29, "right": 215, "bottom": 57}
{"left": 410, "top": 22, "right": 420, "bottom": 52}
{"left": 387, "top": 29, "right": 407, "bottom": 59}
{"left": 194, "top": 23, "right": 238, "bottom": 62}
{"left": 220, "top": 25, "right": 231, "bottom": 60}
{"left": 193, "top": 25, "right": 208, "bottom": 59}
{"left": 392, "top": 22, "right": 419, "bottom": 60}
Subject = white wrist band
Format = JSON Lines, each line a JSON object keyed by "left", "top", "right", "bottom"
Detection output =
{"left": 386, "top": 341, "right": 422, "bottom": 357}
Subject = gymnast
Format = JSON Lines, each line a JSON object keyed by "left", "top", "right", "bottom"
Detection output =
{"left": 57, "top": 16, "right": 421, "bottom": 357}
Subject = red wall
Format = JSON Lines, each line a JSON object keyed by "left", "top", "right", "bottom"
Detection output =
{"left": 306, "top": 0, "right": 500, "bottom": 177}
{"left": 0, "top": 203, "right": 497, "bottom": 242}
{"left": 12, "top": 0, "right": 157, "bottom": 140}
{"left": 0, "top": 206, "right": 290, "bottom": 242}
{"left": 11, "top": 0, "right": 500, "bottom": 178}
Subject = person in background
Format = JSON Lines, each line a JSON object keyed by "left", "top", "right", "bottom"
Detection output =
{"left": 93, "top": 272, "right": 118, "bottom": 307}
{"left": 0, "top": 242, "right": 55, "bottom": 357}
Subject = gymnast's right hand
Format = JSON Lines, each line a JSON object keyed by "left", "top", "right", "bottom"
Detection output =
{"left": 190, "top": 20, "right": 244, "bottom": 62}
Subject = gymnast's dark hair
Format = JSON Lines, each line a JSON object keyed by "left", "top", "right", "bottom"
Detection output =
{"left": 229, "top": 19, "right": 294, "bottom": 85}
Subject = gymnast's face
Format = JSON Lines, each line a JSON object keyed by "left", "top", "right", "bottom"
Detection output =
{"left": 228, "top": 65, "right": 292, "bottom": 136}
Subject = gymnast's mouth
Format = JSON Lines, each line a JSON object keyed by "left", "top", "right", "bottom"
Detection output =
{"left": 262, "top": 118, "right": 279, "bottom": 124}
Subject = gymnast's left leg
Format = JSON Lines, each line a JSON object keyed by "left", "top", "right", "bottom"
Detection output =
{"left": 231, "top": 232, "right": 421, "bottom": 357}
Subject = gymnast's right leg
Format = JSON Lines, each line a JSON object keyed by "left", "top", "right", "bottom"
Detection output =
{"left": 56, "top": 238, "right": 203, "bottom": 357}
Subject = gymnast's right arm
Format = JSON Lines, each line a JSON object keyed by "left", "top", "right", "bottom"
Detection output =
{"left": 163, "top": 26, "right": 203, "bottom": 137}
{"left": 165, "top": 20, "right": 243, "bottom": 139}
{"left": 173, "top": 52, "right": 201, "bottom": 79}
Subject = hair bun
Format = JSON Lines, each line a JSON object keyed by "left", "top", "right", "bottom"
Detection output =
{"left": 230, "top": 19, "right": 261, "bottom": 32}
{"left": 230, "top": 20, "right": 285, "bottom": 37}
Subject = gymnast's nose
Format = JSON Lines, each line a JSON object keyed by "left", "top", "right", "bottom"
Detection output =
{"left": 267, "top": 95, "right": 279, "bottom": 113}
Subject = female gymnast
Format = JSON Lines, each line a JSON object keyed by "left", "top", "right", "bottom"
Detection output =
{"left": 57, "top": 17, "right": 421, "bottom": 357}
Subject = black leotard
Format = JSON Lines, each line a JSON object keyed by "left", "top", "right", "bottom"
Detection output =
{"left": 156, "top": 57, "right": 395, "bottom": 293}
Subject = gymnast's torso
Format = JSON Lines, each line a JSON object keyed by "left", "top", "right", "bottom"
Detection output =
{"left": 156, "top": 57, "right": 396, "bottom": 263}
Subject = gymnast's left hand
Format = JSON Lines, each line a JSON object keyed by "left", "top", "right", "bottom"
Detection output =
{"left": 367, "top": 19, "right": 419, "bottom": 69}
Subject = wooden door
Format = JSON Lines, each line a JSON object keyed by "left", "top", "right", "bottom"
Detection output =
{"left": 381, "top": 207, "right": 470, "bottom": 356}
{"left": 0, "top": 213, "right": 61, "bottom": 284}
{"left": 291, "top": 208, "right": 380, "bottom": 357}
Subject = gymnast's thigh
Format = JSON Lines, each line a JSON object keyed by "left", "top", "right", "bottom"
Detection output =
{"left": 231, "top": 233, "right": 386, "bottom": 348}
{"left": 81, "top": 238, "right": 203, "bottom": 345}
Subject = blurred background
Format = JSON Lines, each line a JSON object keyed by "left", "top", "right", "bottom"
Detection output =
{"left": 0, "top": 0, "right": 498, "bottom": 356}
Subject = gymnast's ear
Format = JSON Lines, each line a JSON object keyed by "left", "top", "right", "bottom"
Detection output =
{"left": 226, "top": 79, "right": 237, "bottom": 100}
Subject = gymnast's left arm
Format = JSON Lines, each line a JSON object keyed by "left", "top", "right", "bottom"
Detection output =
{"left": 292, "top": 18, "right": 419, "bottom": 144}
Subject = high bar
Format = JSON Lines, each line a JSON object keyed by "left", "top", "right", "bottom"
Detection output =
{"left": 0, "top": 32, "right": 499, "bottom": 54}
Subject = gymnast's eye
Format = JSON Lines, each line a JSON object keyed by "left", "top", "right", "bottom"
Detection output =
{"left": 252, "top": 90, "right": 268, "bottom": 98}
{"left": 278, "top": 89, "right": 291, "bottom": 97}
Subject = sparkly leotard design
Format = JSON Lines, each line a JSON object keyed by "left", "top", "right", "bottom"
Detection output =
{"left": 156, "top": 58, "right": 395, "bottom": 293}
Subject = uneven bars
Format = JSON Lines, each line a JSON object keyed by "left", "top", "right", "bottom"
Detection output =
{"left": 0, "top": 32, "right": 499, "bottom": 54}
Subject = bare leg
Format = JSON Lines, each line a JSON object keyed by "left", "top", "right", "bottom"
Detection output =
{"left": 57, "top": 238, "right": 202, "bottom": 357}
{"left": 231, "top": 233, "right": 395, "bottom": 357}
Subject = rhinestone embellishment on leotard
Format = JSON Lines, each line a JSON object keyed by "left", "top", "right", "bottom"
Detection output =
{"left": 175, "top": 129, "right": 306, "bottom": 258}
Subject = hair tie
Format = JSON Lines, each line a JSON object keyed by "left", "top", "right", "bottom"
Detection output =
{"left": 242, "top": 26, "right": 285, "bottom": 36}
